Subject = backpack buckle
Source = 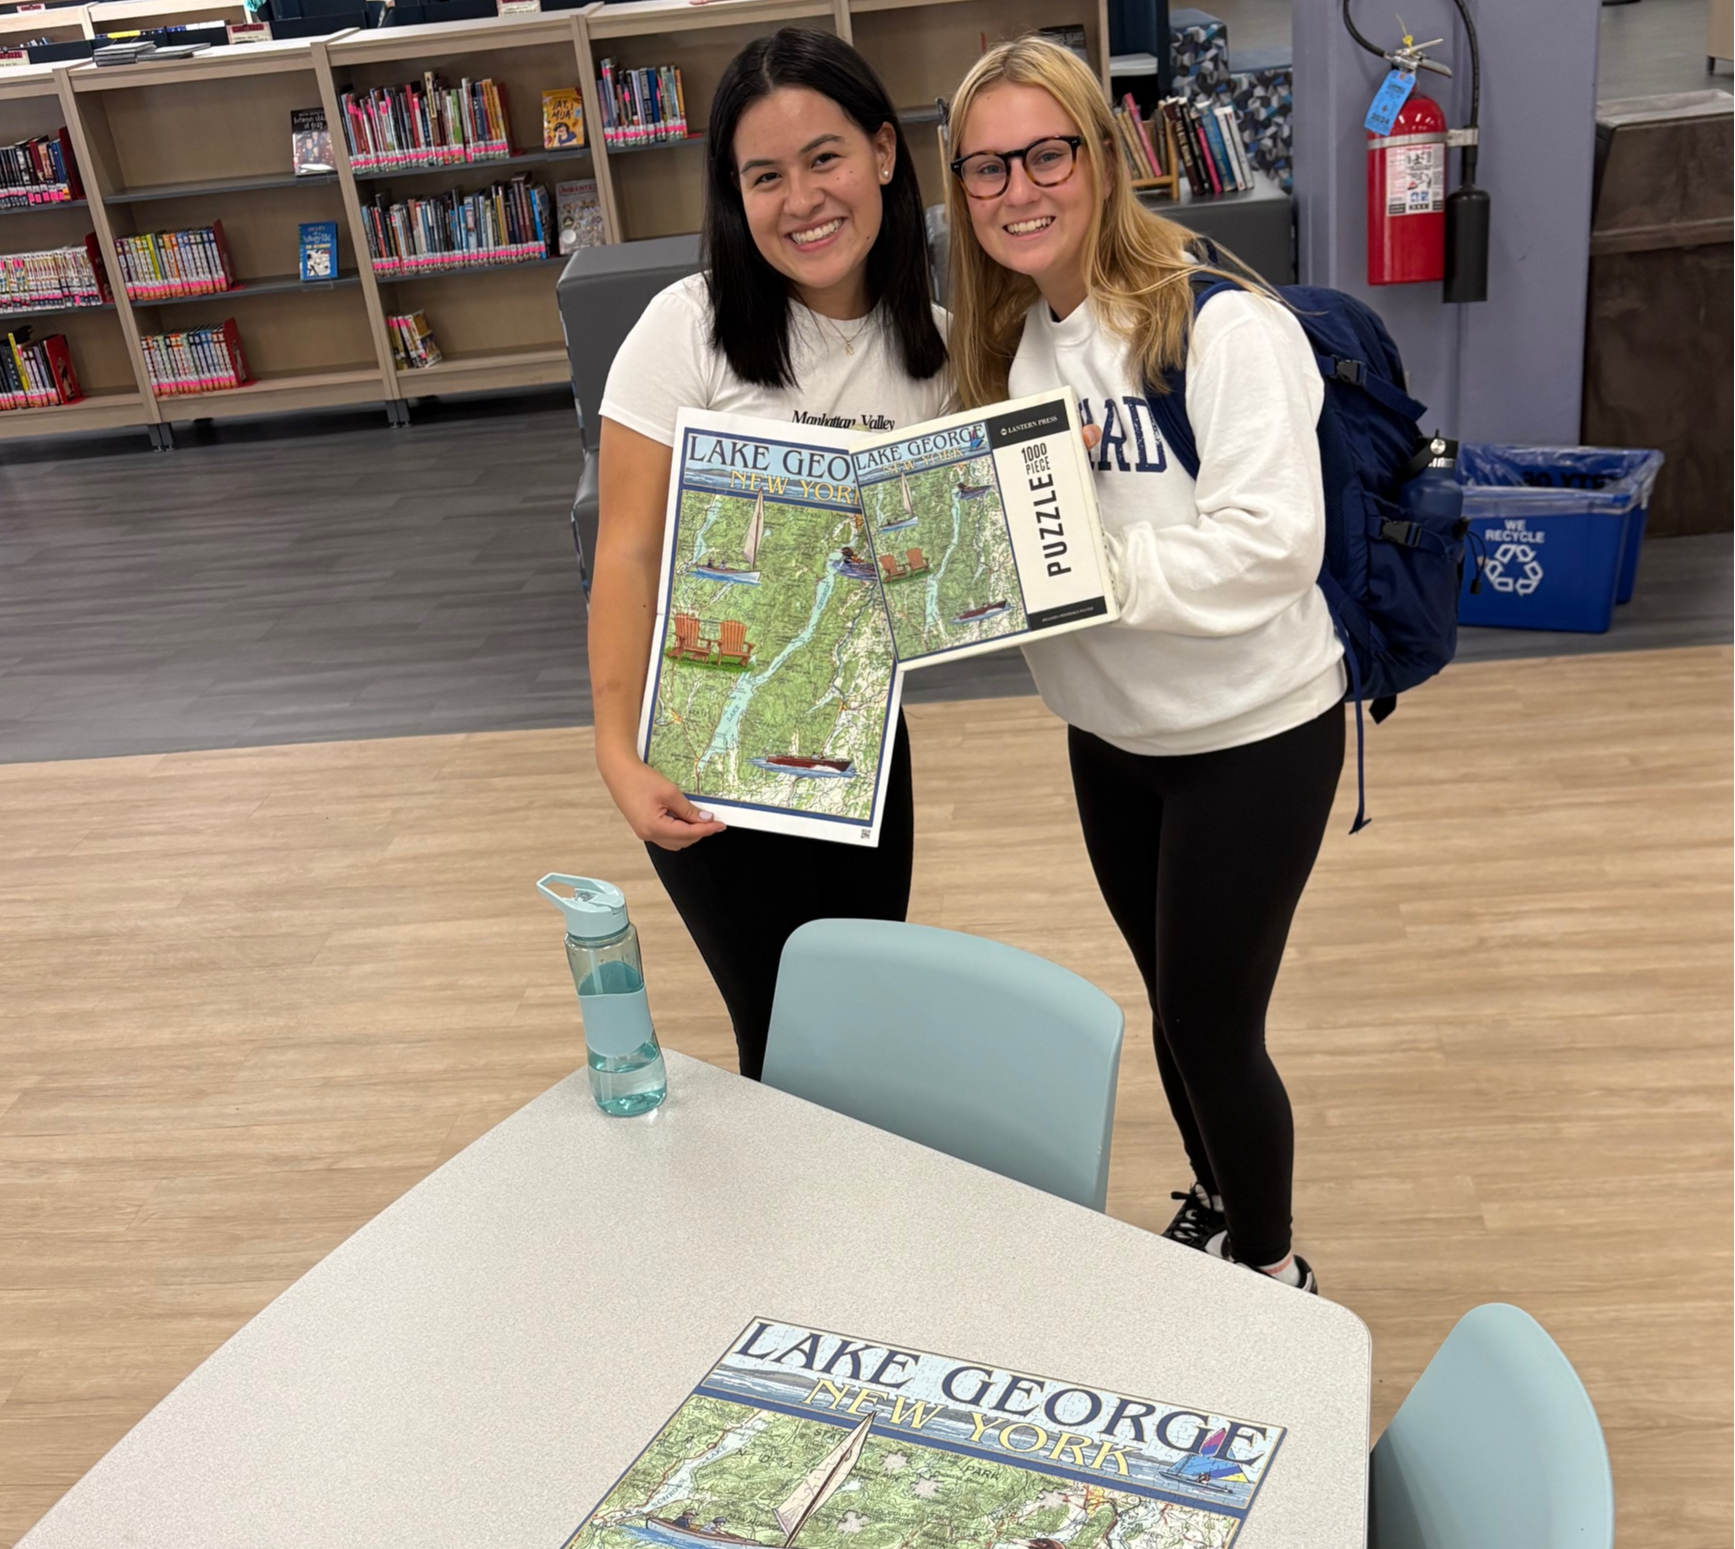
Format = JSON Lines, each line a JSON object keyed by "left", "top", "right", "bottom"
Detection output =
{"left": 1332, "top": 358, "right": 1366, "bottom": 386}
{"left": 1379, "top": 517, "right": 1423, "bottom": 547}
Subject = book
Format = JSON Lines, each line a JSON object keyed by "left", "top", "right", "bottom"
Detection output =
{"left": 386, "top": 310, "right": 441, "bottom": 369}
{"left": 1038, "top": 23, "right": 1090, "bottom": 63}
{"left": 555, "top": 177, "right": 603, "bottom": 254}
{"left": 139, "top": 318, "right": 248, "bottom": 396}
{"left": 1199, "top": 101, "right": 1241, "bottom": 192}
{"left": 0, "top": 326, "right": 82, "bottom": 410}
{"left": 1126, "top": 93, "right": 1166, "bottom": 178}
{"left": 596, "top": 60, "right": 686, "bottom": 148}
{"left": 0, "top": 235, "right": 110, "bottom": 313}
{"left": 298, "top": 220, "right": 338, "bottom": 283}
{"left": 0, "top": 129, "right": 81, "bottom": 208}
{"left": 290, "top": 107, "right": 334, "bottom": 176}
{"left": 361, "top": 177, "right": 552, "bottom": 277}
{"left": 541, "top": 87, "right": 584, "bottom": 150}
{"left": 338, "top": 75, "right": 512, "bottom": 172}
{"left": 638, "top": 392, "right": 1117, "bottom": 847}
{"left": 560, "top": 1316, "right": 1285, "bottom": 1547}
{"left": 1160, "top": 98, "right": 1206, "bottom": 196}
{"left": 113, "top": 222, "right": 233, "bottom": 301}
{"left": 1216, "top": 101, "right": 1255, "bottom": 189}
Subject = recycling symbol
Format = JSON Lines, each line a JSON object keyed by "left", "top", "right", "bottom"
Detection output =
{"left": 1484, "top": 542, "right": 1544, "bottom": 596}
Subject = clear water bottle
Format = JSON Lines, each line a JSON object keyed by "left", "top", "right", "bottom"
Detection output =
{"left": 537, "top": 874, "right": 667, "bottom": 1116}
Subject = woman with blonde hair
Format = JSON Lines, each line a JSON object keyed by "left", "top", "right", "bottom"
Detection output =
{"left": 945, "top": 36, "right": 1345, "bottom": 1292}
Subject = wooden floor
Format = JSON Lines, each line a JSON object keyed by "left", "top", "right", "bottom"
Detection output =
{"left": 1, "top": 645, "right": 1730, "bottom": 1545}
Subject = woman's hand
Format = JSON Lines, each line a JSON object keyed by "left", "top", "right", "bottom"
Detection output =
{"left": 599, "top": 748, "right": 727, "bottom": 850}
{"left": 1082, "top": 423, "right": 1101, "bottom": 455}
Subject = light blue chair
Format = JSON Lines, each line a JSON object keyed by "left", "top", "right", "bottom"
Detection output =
{"left": 1369, "top": 1303, "right": 1615, "bottom": 1549}
{"left": 761, "top": 919, "right": 1124, "bottom": 1211}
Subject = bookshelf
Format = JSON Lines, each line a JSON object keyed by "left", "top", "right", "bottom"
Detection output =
{"left": 0, "top": 61, "right": 147, "bottom": 439}
{"left": 322, "top": 14, "right": 592, "bottom": 404}
{"left": 0, "top": 0, "right": 1188, "bottom": 446}
{"left": 69, "top": 38, "right": 388, "bottom": 427}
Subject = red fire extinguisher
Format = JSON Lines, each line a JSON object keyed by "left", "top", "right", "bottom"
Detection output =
{"left": 1345, "top": 0, "right": 1490, "bottom": 301}
{"left": 1366, "top": 91, "right": 1448, "bottom": 285}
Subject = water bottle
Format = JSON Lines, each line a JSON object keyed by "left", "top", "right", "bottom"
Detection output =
{"left": 537, "top": 874, "right": 667, "bottom": 1116}
{"left": 1400, "top": 434, "right": 1477, "bottom": 592}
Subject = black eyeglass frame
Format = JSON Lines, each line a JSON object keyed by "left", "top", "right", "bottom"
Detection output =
{"left": 948, "top": 134, "right": 1087, "bottom": 199}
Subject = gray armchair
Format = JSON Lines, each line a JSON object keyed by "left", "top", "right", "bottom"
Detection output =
{"left": 556, "top": 235, "right": 703, "bottom": 592}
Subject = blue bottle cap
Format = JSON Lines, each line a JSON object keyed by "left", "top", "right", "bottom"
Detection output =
{"left": 536, "top": 874, "right": 629, "bottom": 939}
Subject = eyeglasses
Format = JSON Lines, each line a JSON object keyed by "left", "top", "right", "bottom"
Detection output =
{"left": 949, "top": 135, "right": 1085, "bottom": 200}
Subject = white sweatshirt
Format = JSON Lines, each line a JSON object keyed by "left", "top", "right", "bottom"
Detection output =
{"left": 1012, "top": 287, "right": 1346, "bottom": 756}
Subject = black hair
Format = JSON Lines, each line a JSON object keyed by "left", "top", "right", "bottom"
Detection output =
{"left": 703, "top": 28, "right": 947, "bottom": 389}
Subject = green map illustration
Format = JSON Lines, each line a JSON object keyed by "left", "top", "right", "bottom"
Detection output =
{"left": 861, "top": 454, "right": 1028, "bottom": 662}
{"left": 564, "top": 1396, "right": 1239, "bottom": 1549}
{"left": 644, "top": 480, "right": 895, "bottom": 828}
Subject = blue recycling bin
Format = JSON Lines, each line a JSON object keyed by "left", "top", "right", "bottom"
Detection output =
{"left": 1457, "top": 445, "right": 1665, "bottom": 633}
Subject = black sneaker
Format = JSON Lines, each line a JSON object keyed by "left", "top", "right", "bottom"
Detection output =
{"left": 1161, "top": 1182, "right": 1226, "bottom": 1251}
{"left": 1206, "top": 1232, "right": 1319, "bottom": 1294}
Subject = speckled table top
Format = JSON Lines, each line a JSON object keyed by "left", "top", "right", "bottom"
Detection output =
{"left": 20, "top": 1052, "right": 1370, "bottom": 1548}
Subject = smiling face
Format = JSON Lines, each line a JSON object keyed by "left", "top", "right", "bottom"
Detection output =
{"left": 732, "top": 86, "right": 896, "bottom": 320}
{"left": 954, "top": 82, "right": 1098, "bottom": 318}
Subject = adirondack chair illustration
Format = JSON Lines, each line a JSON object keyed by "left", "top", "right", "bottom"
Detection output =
{"left": 669, "top": 611, "right": 715, "bottom": 663}
{"left": 715, "top": 618, "right": 755, "bottom": 667}
{"left": 879, "top": 552, "right": 908, "bottom": 581}
{"left": 905, "top": 547, "right": 930, "bottom": 575}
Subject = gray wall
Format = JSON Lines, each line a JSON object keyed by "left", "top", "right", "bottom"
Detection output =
{"left": 1293, "top": 0, "right": 1602, "bottom": 444}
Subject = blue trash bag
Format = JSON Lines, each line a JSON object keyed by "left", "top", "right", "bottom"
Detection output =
{"left": 1464, "top": 440, "right": 1665, "bottom": 627}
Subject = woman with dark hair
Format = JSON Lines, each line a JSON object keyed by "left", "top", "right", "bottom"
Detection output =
{"left": 588, "top": 28, "right": 949, "bottom": 1081}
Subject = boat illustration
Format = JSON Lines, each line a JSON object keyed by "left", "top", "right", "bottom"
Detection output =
{"left": 953, "top": 600, "right": 1010, "bottom": 624}
{"left": 691, "top": 492, "right": 765, "bottom": 585}
{"left": 877, "top": 466, "right": 918, "bottom": 534}
{"left": 1157, "top": 1424, "right": 1253, "bottom": 1496}
{"left": 636, "top": 1413, "right": 874, "bottom": 1546}
{"left": 957, "top": 481, "right": 993, "bottom": 498}
{"left": 747, "top": 753, "right": 856, "bottom": 779}
{"left": 829, "top": 545, "right": 878, "bottom": 582}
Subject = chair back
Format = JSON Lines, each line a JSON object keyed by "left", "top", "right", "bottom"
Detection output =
{"left": 559, "top": 235, "right": 703, "bottom": 589}
{"left": 557, "top": 234, "right": 703, "bottom": 456}
{"left": 717, "top": 618, "right": 749, "bottom": 657}
{"left": 1369, "top": 1303, "right": 1614, "bottom": 1549}
{"left": 763, "top": 919, "right": 1124, "bottom": 1210}
{"left": 879, "top": 554, "right": 902, "bottom": 579}
{"left": 907, "top": 547, "right": 925, "bottom": 568}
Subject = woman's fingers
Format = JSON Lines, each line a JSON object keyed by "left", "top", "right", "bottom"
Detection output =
{"left": 1081, "top": 424, "right": 1102, "bottom": 452}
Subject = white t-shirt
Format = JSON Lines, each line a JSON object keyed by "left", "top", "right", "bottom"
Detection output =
{"left": 1012, "top": 287, "right": 1345, "bottom": 757}
{"left": 600, "top": 273, "right": 952, "bottom": 445}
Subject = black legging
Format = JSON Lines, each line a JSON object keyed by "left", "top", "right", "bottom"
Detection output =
{"left": 1067, "top": 702, "right": 1344, "bottom": 1266}
{"left": 646, "top": 712, "right": 914, "bottom": 1081}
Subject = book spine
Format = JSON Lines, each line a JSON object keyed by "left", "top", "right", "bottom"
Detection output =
{"left": 1217, "top": 102, "right": 1253, "bottom": 190}
{"left": 1199, "top": 102, "right": 1235, "bottom": 192}
{"left": 1161, "top": 100, "right": 1203, "bottom": 196}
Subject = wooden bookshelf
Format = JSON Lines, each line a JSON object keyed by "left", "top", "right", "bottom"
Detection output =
{"left": 0, "top": 62, "right": 147, "bottom": 438}
{"left": 0, "top": 1, "right": 1127, "bottom": 444}
{"left": 322, "top": 13, "right": 592, "bottom": 407}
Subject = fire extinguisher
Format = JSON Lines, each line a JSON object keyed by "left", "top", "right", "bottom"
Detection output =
{"left": 1366, "top": 85, "right": 1449, "bottom": 285}
{"left": 1343, "top": 0, "right": 1489, "bottom": 302}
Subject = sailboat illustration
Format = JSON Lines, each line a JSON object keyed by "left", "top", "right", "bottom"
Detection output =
{"left": 877, "top": 466, "right": 918, "bottom": 534}
{"left": 637, "top": 1413, "right": 874, "bottom": 1546}
{"left": 1158, "top": 1424, "right": 1254, "bottom": 1495}
{"left": 691, "top": 492, "right": 765, "bottom": 585}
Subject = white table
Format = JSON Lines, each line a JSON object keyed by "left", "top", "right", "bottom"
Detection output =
{"left": 19, "top": 1052, "right": 1371, "bottom": 1547}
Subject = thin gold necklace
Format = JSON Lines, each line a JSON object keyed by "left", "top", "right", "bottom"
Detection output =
{"left": 814, "top": 307, "right": 875, "bottom": 356}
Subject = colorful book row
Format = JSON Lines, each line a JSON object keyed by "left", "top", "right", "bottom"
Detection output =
{"left": 0, "top": 130, "right": 81, "bottom": 210}
{"left": 1161, "top": 96, "right": 1256, "bottom": 198}
{"left": 113, "top": 223, "right": 235, "bottom": 302}
{"left": 338, "top": 76, "right": 513, "bottom": 173}
{"left": 596, "top": 61, "right": 687, "bottom": 148}
{"left": 1112, "top": 95, "right": 1167, "bottom": 183}
{"left": 0, "top": 237, "right": 110, "bottom": 313}
{"left": 361, "top": 179, "right": 551, "bottom": 277}
{"left": 1, "top": 329, "right": 81, "bottom": 410}
{"left": 140, "top": 319, "right": 251, "bottom": 396}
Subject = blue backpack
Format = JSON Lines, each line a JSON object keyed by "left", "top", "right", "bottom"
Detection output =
{"left": 1143, "top": 259, "right": 1470, "bottom": 831}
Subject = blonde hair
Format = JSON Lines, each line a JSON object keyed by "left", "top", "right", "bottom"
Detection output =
{"left": 944, "top": 34, "right": 1267, "bottom": 408}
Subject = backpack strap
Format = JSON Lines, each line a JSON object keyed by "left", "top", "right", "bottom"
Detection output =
{"left": 1139, "top": 249, "right": 1377, "bottom": 834}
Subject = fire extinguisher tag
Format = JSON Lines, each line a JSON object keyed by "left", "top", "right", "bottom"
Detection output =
{"left": 1364, "top": 70, "right": 1417, "bottom": 135}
